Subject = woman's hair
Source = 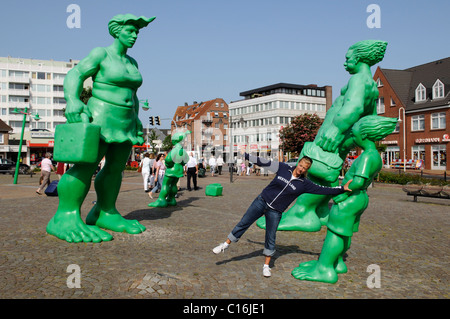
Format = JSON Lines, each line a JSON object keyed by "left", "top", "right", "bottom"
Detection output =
{"left": 108, "top": 14, "right": 156, "bottom": 38}
{"left": 155, "top": 153, "right": 163, "bottom": 161}
{"left": 349, "top": 40, "right": 387, "bottom": 67}
{"left": 300, "top": 156, "right": 313, "bottom": 165}
{"left": 352, "top": 115, "right": 397, "bottom": 141}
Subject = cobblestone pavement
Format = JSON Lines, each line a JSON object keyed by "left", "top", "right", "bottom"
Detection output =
{"left": 0, "top": 171, "right": 448, "bottom": 299}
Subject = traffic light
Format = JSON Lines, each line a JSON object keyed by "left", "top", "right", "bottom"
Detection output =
{"left": 155, "top": 116, "right": 160, "bottom": 126}
{"left": 149, "top": 116, "right": 154, "bottom": 126}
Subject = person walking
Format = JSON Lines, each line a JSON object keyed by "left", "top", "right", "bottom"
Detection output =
{"left": 185, "top": 152, "right": 199, "bottom": 191}
{"left": 209, "top": 156, "right": 216, "bottom": 177}
{"left": 139, "top": 153, "right": 152, "bottom": 192}
{"left": 36, "top": 153, "right": 55, "bottom": 195}
{"left": 212, "top": 151, "right": 352, "bottom": 277}
{"left": 216, "top": 156, "right": 224, "bottom": 175}
{"left": 149, "top": 153, "right": 165, "bottom": 199}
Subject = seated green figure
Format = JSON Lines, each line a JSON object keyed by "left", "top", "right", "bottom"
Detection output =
{"left": 292, "top": 115, "right": 397, "bottom": 283}
{"left": 148, "top": 131, "right": 190, "bottom": 208}
{"left": 257, "top": 39, "right": 388, "bottom": 232}
{"left": 46, "top": 14, "right": 156, "bottom": 243}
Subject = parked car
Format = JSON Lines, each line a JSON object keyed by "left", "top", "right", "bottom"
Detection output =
{"left": 0, "top": 158, "right": 31, "bottom": 174}
{"left": 286, "top": 158, "right": 299, "bottom": 168}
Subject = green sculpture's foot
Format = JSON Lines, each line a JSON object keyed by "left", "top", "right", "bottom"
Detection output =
{"left": 292, "top": 260, "right": 338, "bottom": 284}
{"left": 335, "top": 257, "right": 348, "bottom": 274}
{"left": 166, "top": 198, "right": 177, "bottom": 206}
{"left": 47, "top": 211, "right": 113, "bottom": 243}
{"left": 256, "top": 208, "right": 322, "bottom": 232}
{"left": 148, "top": 198, "right": 168, "bottom": 207}
{"left": 86, "top": 205, "right": 146, "bottom": 234}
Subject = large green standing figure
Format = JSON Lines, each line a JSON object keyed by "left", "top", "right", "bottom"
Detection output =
{"left": 148, "top": 131, "right": 190, "bottom": 208}
{"left": 257, "top": 40, "right": 388, "bottom": 232}
{"left": 47, "top": 14, "right": 155, "bottom": 243}
{"left": 292, "top": 115, "right": 397, "bottom": 283}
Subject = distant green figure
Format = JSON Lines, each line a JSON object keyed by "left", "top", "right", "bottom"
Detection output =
{"left": 257, "top": 40, "right": 388, "bottom": 232}
{"left": 292, "top": 115, "right": 397, "bottom": 283}
{"left": 46, "top": 14, "right": 156, "bottom": 243}
{"left": 148, "top": 131, "right": 190, "bottom": 208}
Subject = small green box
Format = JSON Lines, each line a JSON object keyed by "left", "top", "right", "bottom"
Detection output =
{"left": 205, "top": 183, "right": 223, "bottom": 196}
{"left": 54, "top": 123, "right": 100, "bottom": 164}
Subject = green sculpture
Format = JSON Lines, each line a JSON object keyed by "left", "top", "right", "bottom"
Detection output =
{"left": 148, "top": 131, "right": 190, "bottom": 207}
{"left": 257, "top": 40, "right": 388, "bottom": 232}
{"left": 47, "top": 14, "right": 156, "bottom": 243}
{"left": 292, "top": 115, "right": 397, "bottom": 283}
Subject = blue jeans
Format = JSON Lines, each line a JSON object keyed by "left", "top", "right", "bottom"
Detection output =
{"left": 228, "top": 195, "right": 282, "bottom": 256}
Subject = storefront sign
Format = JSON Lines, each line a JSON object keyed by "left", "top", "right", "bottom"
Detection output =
{"left": 415, "top": 137, "right": 440, "bottom": 144}
{"left": 443, "top": 134, "right": 450, "bottom": 142}
{"left": 381, "top": 140, "right": 398, "bottom": 145}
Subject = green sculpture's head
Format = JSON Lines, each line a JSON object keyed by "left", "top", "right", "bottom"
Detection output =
{"left": 108, "top": 14, "right": 156, "bottom": 47}
{"left": 172, "top": 130, "right": 190, "bottom": 145}
{"left": 352, "top": 115, "right": 397, "bottom": 147}
{"left": 345, "top": 40, "right": 387, "bottom": 73}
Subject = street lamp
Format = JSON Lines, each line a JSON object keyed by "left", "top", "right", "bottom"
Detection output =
{"left": 11, "top": 107, "right": 40, "bottom": 184}
{"left": 398, "top": 107, "right": 406, "bottom": 172}
{"left": 139, "top": 99, "right": 150, "bottom": 111}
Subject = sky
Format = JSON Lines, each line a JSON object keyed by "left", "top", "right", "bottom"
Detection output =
{"left": 1, "top": 0, "right": 449, "bottom": 129}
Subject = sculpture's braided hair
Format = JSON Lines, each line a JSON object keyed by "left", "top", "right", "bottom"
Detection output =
{"left": 349, "top": 40, "right": 388, "bottom": 67}
{"left": 353, "top": 115, "right": 397, "bottom": 141}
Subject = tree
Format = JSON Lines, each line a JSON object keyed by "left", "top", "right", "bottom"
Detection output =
{"left": 148, "top": 129, "right": 159, "bottom": 154}
{"left": 162, "top": 134, "right": 173, "bottom": 152}
{"left": 279, "top": 113, "right": 323, "bottom": 155}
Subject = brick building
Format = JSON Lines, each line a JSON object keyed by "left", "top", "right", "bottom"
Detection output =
{"left": 374, "top": 57, "right": 450, "bottom": 170}
{"left": 171, "top": 98, "right": 229, "bottom": 160}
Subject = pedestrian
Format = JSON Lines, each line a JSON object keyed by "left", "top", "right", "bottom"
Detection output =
{"left": 209, "top": 156, "right": 216, "bottom": 176}
{"left": 148, "top": 153, "right": 156, "bottom": 188}
{"left": 240, "top": 161, "right": 246, "bottom": 176}
{"left": 149, "top": 153, "right": 166, "bottom": 199}
{"left": 139, "top": 153, "right": 152, "bottom": 192}
{"left": 36, "top": 152, "right": 55, "bottom": 195}
{"left": 236, "top": 157, "right": 242, "bottom": 175}
{"left": 216, "top": 156, "right": 224, "bottom": 175}
{"left": 212, "top": 151, "right": 353, "bottom": 277}
{"left": 185, "top": 152, "right": 199, "bottom": 191}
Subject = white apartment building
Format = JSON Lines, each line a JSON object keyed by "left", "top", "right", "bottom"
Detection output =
{"left": 229, "top": 83, "right": 332, "bottom": 160}
{"left": 0, "top": 56, "right": 91, "bottom": 165}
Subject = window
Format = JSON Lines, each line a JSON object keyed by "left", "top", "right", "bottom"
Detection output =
{"left": 415, "top": 83, "right": 426, "bottom": 102}
{"left": 393, "top": 121, "right": 400, "bottom": 133}
{"left": 376, "top": 97, "right": 385, "bottom": 114}
{"left": 412, "top": 115, "right": 425, "bottom": 131}
{"left": 376, "top": 78, "right": 383, "bottom": 87}
{"left": 432, "top": 79, "right": 444, "bottom": 99}
{"left": 431, "top": 112, "right": 446, "bottom": 129}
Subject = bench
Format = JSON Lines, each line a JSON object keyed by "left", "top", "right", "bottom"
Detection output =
{"left": 402, "top": 183, "right": 450, "bottom": 202}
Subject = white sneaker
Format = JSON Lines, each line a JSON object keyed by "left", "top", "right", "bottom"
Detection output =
{"left": 212, "top": 242, "right": 229, "bottom": 254}
{"left": 263, "top": 265, "right": 271, "bottom": 277}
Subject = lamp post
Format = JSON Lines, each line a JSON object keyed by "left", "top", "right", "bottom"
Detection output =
{"left": 139, "top": 99, "right": 150, "bottom": 111}
{"left": 398, "top": 107, "right": 406, "bottom": 172}
{"left": 11, "top": 107, "right": 40, "bottom": 184}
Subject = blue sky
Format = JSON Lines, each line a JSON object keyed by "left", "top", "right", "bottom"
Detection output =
{"left": 1, "top": 0, "right": 449, "bottom": 129}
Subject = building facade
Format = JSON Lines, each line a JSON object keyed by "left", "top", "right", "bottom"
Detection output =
{"left": 228, "top": 83, "right": 332, "bottom": 160}
{"left": 171, "top": 98, "right": 229, "bottom": 160}
{"left": 374, "top": 57, "right": 450, "bottom": 170}
{"left": 0, "top": 56, "right": 91, "bottom": 165}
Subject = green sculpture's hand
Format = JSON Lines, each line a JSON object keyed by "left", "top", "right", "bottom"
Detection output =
{"left": 65, "top": 100, "right": 91, "bottom": 124}
{"left": 316, "top": 124, "right": 344, "bottom": 152}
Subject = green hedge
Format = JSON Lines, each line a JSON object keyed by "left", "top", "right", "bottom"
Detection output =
{"left": 377, "top": 171, "right": 448, "bottom": 186}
